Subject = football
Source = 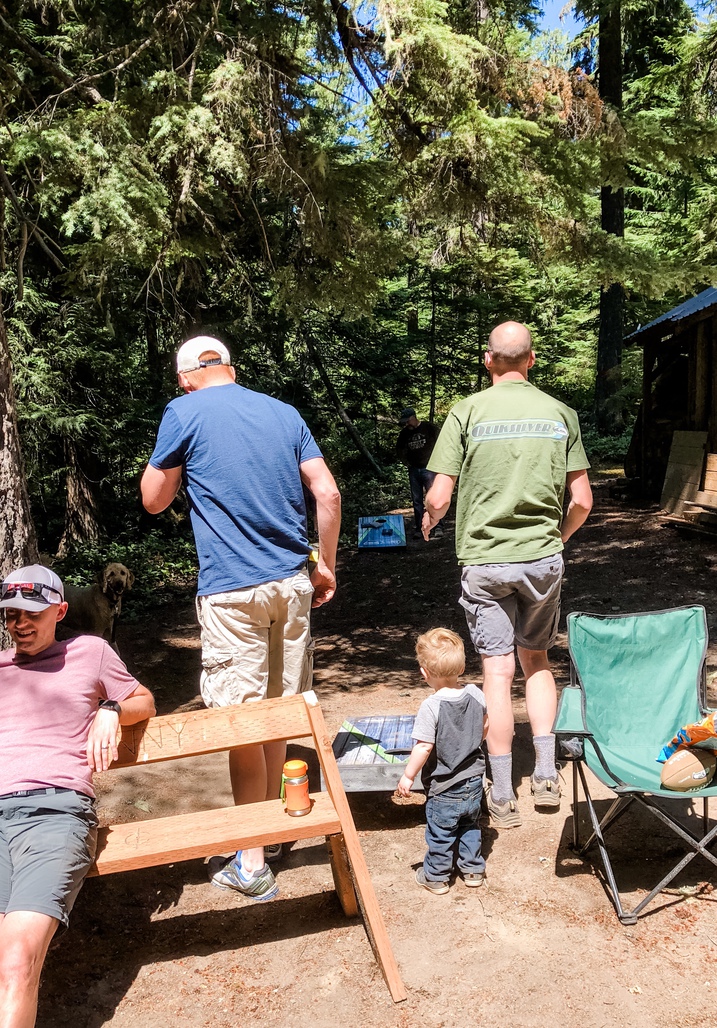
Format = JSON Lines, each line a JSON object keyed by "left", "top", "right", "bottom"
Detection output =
{"left": 660, "top": 748, "right": 717, "bottom": 791}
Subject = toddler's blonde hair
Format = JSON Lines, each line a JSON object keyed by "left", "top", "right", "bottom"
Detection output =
{"left": 415, "top": 628, "right": 466, "bottom": 679}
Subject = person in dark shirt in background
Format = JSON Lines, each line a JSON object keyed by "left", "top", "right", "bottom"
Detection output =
{"left": 396, "top": 408, "right": 443, "bottom": 539}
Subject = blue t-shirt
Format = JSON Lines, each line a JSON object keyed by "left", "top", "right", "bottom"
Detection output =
{"left": 149, "top": 383, "right": 323, "bottom": 595}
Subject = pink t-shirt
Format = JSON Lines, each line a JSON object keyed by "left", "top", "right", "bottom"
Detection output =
{"left": 0, "top": 635, "right": 141, "bottom": 798}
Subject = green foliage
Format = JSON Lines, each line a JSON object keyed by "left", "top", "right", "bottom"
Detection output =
{"left": 580, "top": 423, "right": 635, "bottom": 464}
{"left": 54, "top": 532, "right": 199, "bottom": 616}
{"left": 1, "top": 0, "right": 716, "bottom": 566}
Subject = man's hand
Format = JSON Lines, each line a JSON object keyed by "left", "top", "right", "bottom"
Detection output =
{"left": 423, "top": 473, "right": 456, "bottom": 541}
{"left": 397, "top": 772, "right": 414, "bottom": 797}
{"left": 86, "top": 708, "right": 121, "bottom": 772}
{"left": 421, "top": 511, "right": 435, "bottom": 542}
{"left": 310, "top": 564, "right": 336, "bottom": 608}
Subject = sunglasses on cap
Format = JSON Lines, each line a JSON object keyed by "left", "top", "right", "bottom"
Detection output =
{"left": 0, "top": 582, "right": 62, "bottom": 603}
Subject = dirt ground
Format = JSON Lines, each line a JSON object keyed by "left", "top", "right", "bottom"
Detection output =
{"left": 38, "top": 473, "right": 717, "bottom": 1028}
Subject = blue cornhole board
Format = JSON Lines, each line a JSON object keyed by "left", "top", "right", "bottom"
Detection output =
{"left": 358, "top": 515, "right": 406, "bottom": 549}
{"left": 323, "top": 714, "right": 423, "bottom": 792}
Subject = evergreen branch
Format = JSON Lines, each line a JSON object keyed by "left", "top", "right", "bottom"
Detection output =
{"left": 329, "top": 0, "right": 430, "bottom": 146}
{"left": 72, "top": 36, "right": 155, "bottom": 87}
{"left": 248, "top": 193, "right": 276, "bottom": 272}
{"left": 16, "top": 220, "right": 27, "bottom": 300}
{"left": 0, "top": 12, "right": 104, "bottom": 105}
{"left": 0, "top": 161, "right": 65, "bottom": 270}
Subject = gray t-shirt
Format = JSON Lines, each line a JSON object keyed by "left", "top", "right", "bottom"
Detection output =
{"left": 412, "top": 683, "right": 486, "bottom": 796}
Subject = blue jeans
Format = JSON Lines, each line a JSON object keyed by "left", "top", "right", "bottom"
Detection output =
{"left": 408, "top": 467, "right": 439, "bottom": 532}
{"left": 424, "top": 777, "right": 485, "bottom": 882}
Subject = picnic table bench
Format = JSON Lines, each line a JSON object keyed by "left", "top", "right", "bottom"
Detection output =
{"left": 88, "top": 690, "right": 406, "bottom": 1003}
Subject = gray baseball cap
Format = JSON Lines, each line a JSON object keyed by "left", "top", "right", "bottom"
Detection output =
{"left": 0, "top": 565, "right": 64, "bottom": 611}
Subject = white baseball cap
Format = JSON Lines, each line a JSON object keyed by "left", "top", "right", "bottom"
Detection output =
{"left": 176, "top": 336, "right": 232, "bottom": 374}
{"left": 0, "top": 565, "right": 64, "bottom": 611}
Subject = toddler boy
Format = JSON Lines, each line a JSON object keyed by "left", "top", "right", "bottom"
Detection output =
{"left": 397, "top": 628, "right": 488, "bottom": 893}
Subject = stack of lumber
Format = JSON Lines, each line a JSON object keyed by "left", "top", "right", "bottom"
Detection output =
{"left": 660, "top": 431, "right": 717, "bottom": 536}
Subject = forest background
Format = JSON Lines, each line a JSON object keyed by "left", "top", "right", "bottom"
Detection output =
{"left": 2, "top": 0, "right": 717, "bottom": 610}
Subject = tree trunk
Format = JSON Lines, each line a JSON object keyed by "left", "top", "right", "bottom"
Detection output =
{"left": 57, "top": 438, "right": 101, "bottom": 558}
{"left": 305, "top": 333, "right": 386, "bottom": 478}
{"left": 429, "top": 274, "right": 437, "bottom": 423}
{"left": 595, "top": 0, "right": 625, "bottom": 435}
{"left": 0, "top": 304, "right": 39, "bottom": 646}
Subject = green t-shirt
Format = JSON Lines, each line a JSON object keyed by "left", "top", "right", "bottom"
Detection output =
{"left": 427, "top": 380, "right": 589, "bottom": 565}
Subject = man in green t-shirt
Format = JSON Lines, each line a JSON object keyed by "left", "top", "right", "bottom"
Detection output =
{"left": 423, "top": 321, "right": 593, "bottom": 828}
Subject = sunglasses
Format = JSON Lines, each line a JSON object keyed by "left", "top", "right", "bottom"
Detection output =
{"left": 0, "top": 581, "right": 62, "bottom": 603}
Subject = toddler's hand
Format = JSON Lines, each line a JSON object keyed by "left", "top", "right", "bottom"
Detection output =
{"left": 397, "top": 773, "right": 413, "bottom": 797}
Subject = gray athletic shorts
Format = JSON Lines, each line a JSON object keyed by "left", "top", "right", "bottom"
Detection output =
{"left": 460, "top": 553, "right": 564, "bottom": 656}
{"left": 0, "top": 788, "right": 98, "bottom": 929}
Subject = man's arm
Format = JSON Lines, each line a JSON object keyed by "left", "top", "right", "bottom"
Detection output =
{"left": 141, "top": 464, "right": 183, "bottom": 514}
{"left": 561, "top": 469, "right": 593, "bottom": 543}
{"left": 422, "top": 473, "right": 457, "bottom": 541}
{"left": 300, "top": 457, "right": 341, "bottom": 608}
{"left": 397, "top": 741, "right": 433, "bottom": 796}
{"left": 87, "top": 684, "right": 156, "bottom": 772}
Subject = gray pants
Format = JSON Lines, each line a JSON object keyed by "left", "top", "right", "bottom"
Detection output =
{"left": 460, "top": 553, "right": 563, "bottom": 656}
{"left": 0, "top": 788, "right": 97, "bottom": 928}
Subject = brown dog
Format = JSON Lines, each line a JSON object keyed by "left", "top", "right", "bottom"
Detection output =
{"left": 62, "top": 562, "right": 135, "bottom": 646}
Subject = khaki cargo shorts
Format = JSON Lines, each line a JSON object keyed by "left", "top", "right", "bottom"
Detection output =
{"left": 196, "top": 569, "right": 315, "bottom": 708}
{"left": 460, "top": 553, "right": 564, "bottom": 657}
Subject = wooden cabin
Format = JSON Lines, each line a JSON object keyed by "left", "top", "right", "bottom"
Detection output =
{"left": 626, "top": 287, "right": 717, "bottom": 504}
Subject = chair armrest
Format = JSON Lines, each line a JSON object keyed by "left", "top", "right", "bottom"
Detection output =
{"left": 553, "top": 686, "right": 591, "bottom": 736}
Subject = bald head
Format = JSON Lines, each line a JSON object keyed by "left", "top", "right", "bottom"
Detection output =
{"left": 487, "top": 322, "right": 533, "bottom": 364}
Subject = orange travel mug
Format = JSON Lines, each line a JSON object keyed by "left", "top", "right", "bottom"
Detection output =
{"left": 282, "top": 759, "right": 311, "bottom": 816}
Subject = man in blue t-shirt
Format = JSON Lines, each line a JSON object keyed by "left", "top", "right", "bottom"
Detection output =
{"left": 141, "top": 335, "right": 341, "bottom": 902}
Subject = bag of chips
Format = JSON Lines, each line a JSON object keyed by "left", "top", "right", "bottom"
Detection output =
{"left": 657, "top": 712, "right": 717, "bottom": 763}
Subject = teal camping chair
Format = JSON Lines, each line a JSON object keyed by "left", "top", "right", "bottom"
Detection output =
{"left": 554, "top": 606, "right": 717, "bottom": 925}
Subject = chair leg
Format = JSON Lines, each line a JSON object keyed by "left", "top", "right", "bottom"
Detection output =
{"left": 580, "top": 794, "right": 635, "bottom": 856}
{"left": 575, "top": 763, "right": 638, "bottom": 925}
{"left": 571, "top": 761, "right": 579, "bottom": 849}
{"left": 327, "top": 833, "right": 359, "bottom": 917}
{"left": 574, "top": 767, "right": 717, "bottom": 924}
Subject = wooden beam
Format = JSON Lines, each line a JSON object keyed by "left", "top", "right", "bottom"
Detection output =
{"left": 660, "top": 431, "right": 707, "bottom": 515}
{"left": 695, "top": 320, "right": 710, "bottom": 429}
{"left": 641, "top": 343, "right": 654, "bottom": 490}
{"left": 304, "top": 693, "right": 407, "bottom": 1004}
{"left": 91, "top": 792, "right": 341, "bottom": 876}
{"left": 327, "top": 834, "right": 359, "bottom": 917}
{"left": 711, "top": 314, "right": 717, "bottom": 448}
{"left": 111, "top": 695, "right": 312, "bottom": 767}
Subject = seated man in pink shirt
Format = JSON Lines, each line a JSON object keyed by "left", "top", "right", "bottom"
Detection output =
{"left": 0, "top": 565, "right": 155, "bottom": 1028}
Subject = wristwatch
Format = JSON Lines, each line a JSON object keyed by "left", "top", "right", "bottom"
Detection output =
{"left": 98, "top": 699, "right": 122, "bottom": 716}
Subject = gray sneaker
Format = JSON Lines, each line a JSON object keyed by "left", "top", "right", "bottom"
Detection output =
{"left": 210, "top": 853, "right": 279, "bottom": 901}
{"left": 485, "top": 786, "right": 522, "bottom": 828}
{"left": 415, "top": 868, "right": 450, "bottom": 895}
{"left": 531, "top": 775, "right": 561, "bottom": 809}
{"left": 462, "top": 871, "right": 486, "bottom": 888}
{"left": 265, "top": 843, "right": 283, "bottom": 863}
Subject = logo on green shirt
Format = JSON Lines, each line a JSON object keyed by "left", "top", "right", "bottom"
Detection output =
{"left": 470, "top": 419, "right": 569, "bottom": 442}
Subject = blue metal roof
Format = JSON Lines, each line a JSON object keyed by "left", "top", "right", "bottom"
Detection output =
{"left": 627, "top": 287, "right": 717, "bottom": 342}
